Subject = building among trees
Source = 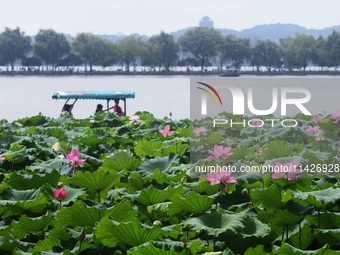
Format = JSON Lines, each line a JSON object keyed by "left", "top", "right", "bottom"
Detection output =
{"left": 199, "top": 16, "right": 214, "bottom": 28}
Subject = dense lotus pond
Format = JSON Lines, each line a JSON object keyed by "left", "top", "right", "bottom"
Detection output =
{"left": 0, "top": 111, "right": 339, "bottom": 254}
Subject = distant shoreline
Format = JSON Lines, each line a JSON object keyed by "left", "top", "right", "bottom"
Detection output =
{"left": 1, "top": 70, "right": 340, "bottom": 77}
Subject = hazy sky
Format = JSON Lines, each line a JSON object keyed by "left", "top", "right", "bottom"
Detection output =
{"left": 1, "top": 0, "right": 340, "bottom": 36}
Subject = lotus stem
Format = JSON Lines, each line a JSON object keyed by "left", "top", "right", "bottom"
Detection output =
{"left": 78, "top": 240, "right": 83, "bottom": 255}
{"left": 299, "top": 222, "right": 302, "bottom": 249}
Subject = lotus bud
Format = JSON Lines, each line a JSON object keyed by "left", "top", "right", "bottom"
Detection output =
{"left": 241, "top": 188, "right": 249, "bottom": 196}
{"left": 153, "top": 220, "right": 163, "bottom": 227}
{"left": 79, "top": 228, "right": 85, "bottom": 241}
{"left": 53, "top": 188, "right": 67, "bottom": 201}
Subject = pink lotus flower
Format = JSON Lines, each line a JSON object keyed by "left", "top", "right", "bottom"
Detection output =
{"left": 330, "top": 111, "right": 340, "bottom": 120}
{"left": 305, "top": 125, "right": 320, "bottom": 135}
{"left": 315, "top": 135, "right": 325, "bottom": 141}
{"left": 313, "top": 115, "right": 323, "bottom": 123}
{"left": 271, "top": 162, "right": 302, "bottom": 181}
{"left": 193, "top": 127, "right": 207, "bottom": 137}
{"left": 206, "top": 169, "right": 237, "bottom": 185}
{"left": 208, "top": 145, "right": 233, "bottom": 161}
{"left": 251, "top": 120, "right": 263, "bottom": 127}
{"left": 0, "top": 155, "right": 5, "bottom": 162}
{"left": 158, "top": 125, "right": 174, "bottom": 138}
{"left": 53, "top": 188, "right": 68, "bottom": 201}
{"left": 66, "top": 148, "right": 86, "bottom": 167}
{"left": 129, "top": 115, "right": 140, "bottom": 121}
{"left": 258, "top": 147, "right": 263, "bottom": 157}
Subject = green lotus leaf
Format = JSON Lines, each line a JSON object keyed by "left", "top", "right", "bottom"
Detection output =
{"left": 290, "top": 224, "right": 315, "bottom": 250}
{"left": 286, "top": 200, "right": 313, "bottom": 216}
{"left": 134, "top": 140, "right": 164, "bottom": 157}
{"left": 12, "top": 248, "right": 34, "bottom": 255}
{"left": 0, "top": 224, "right": 11, "bottom": 238}
{"left": 244, "top": 245, "right": 271, "bottom": 255}
{"left": 292, "top": 187, "right": 340, "bottom": 209}
{"left": 18, "top": 115, "right": 48, "bottom": 127}
{"left": 27, "top": 158, "right": 69, "bottom": 173}
{"left": 229, "top": 147, "right": 252, "bottom": 161}
{"left": 178, "top": 127, "right": 190, "bottom": 138}
{"left": 69, "top": 240, "right": 96, "bottom": 254}
{"left": 9, "top": 169, "right": 60, "bottom": 190}
{"left": 273, "top": 242, "right": 332, "bottom": 255}
{"left": 113, "top": 136, "right": 134, "bottom": 146}
{"left": 34, "top": 251, "right": 72, "bottom": 255}
{"left": 315, "top": 229, "right": 340, "bottom": 248}
{"left": 169, "top": 191, "right": 216, "bottom": 215}
{"left": 240, "top": 216, "right": 271, "bottom": 238}
{"left": 185, "top": 181, "right": 219, "bottom": 195}
{"left": 127, "top": 171, "right": 144, "bottom": 191}
{"left": 263, "top": 140, "right": 293, "bottom": 158}
{"left": 0, "top": 189, "right": 48, "bottom": 216}
{"left": 162, "top": 140, "right": 189, "bottom": 156}
{"left": 137, "top": 112, "right": 157, "bottom": 122}
{"left": 147, "top": 202, "right": 171, "bottom": 214}
{"left": 64, "top": 170, "right": 119, "bottom": 194}
{"left": 250, "top": 183, "right": 285, "bottom": 210}
{"left": 308, "top": 212, "right": 340, "bottom": 229}
{"left": 74, "top": 133, "right": 105, "bottom": 147}
{"left": 188, "top": 240, "right": 214, "bottom": 255}
{"left": 17, "top": 126, "right": 39, "bottom": 136}
{"left": 129, "top": 241, "right": 185, "bottom": 255}
{"left": 100, "top": 150, "right": 139, "bottom": 173}
{"left": 142, "top": 168, "right": 173, "bottom": 184}
{"left": 137, "top": 185, "right": 182, "bottom": 205}
{"left": 259, "top": 126, "right": 290, "bottom": 139}
{"left": 206, "top": 132, "right": 225, "bottom": 148}
{"left": 161, "top": 224, "right": 181, "bottom": 239}
{"left": 95, "top": 218, "right": 164, "bottom": 248}
{"left": 184, "top": 211, "right": 244, "bottom": 237}
{"left": 137, "top": 154, "right": 179, "bottom": 177}
{"left": 47, "top": 222, "right": 71, "bottom": 241}
{"left": 270, "top": 209, "right": 304, "bottom": 225}
{"left": 107, "top": 202, "right": 137, "bottom": 222}
{"left": 44, "top": 127, "right": 65, "bottom": 140}
{"left": 302, "top": 151, "right": 333, "bottom": 164}
{"left": 57, "top": 200, "right": 104, "bottom": 227}
{"left": 1, "top": 142, "right": 26, "bottom": 160}
{"left": 11, "top": 212, "right": 53, "bottom": 239}
{"left": 0, "top": 236, "right": 20, "bottom": 254}
{"left": 29, "top": 237, "right": 64, "bottom": 254}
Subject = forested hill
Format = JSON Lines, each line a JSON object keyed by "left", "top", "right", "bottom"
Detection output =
{"left": 96, "top": 23, "right": 340, "bottom": 43}
{"left": 234, "top": 23, "right": 340, "bottom": 42}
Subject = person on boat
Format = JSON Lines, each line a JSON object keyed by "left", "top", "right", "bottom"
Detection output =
{"left": 60, "top": 104, "right": 73, "bottom": 116}
{"left": 113, "top": 99, "right": 124, "bottom": 116}
{"left": 95, "top": 104, "right": 103, "bottom": 114}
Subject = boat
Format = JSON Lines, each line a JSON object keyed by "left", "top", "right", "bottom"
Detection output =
{"left": 219, "top": 67, "right": 240, "bottom": 77}
{"left": 52, "top": 90, "right": 135, "bottom": 117}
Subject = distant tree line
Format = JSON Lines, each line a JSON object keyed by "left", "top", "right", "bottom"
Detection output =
{"left": 0, "top": 27, "right": 340, "bottom": 73}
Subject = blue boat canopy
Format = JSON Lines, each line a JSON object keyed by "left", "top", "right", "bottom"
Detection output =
{"left": 52, "top": 90, "right": 135, "bottom": 100}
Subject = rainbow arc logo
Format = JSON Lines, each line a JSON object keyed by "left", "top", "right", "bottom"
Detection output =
{"left": 196, "top": 82, "right": 223, "bottom": 106}
{"left": 196, "top": 82, "right": 223, "bottom": 115}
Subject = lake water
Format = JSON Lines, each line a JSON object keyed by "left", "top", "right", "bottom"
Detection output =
{"left": 0, "top": 75, "right": 339, "bottom": 122}
{"left": 0, "top": 76, "right": 190, "bottom": 121}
